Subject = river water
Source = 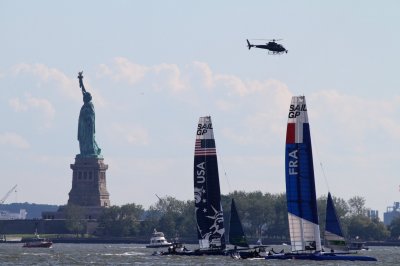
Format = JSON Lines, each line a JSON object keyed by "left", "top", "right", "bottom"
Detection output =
{"left": 0, "top": 243, "right": 398, "bottom": 265}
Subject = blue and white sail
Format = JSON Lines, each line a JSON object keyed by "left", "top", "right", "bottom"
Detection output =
{"left": 194, "top": 116, "right": 225, "bottom": 249}
{"left": 324, "top": 192, "right": 348, "bottom": 251}
{"left": 285, "top": 96, "right": 321, "bottom": 252}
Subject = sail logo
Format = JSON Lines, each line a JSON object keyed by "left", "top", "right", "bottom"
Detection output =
{"left": 194, "top": 187, "right": 204, "bottom": 204}
{"left": 197, "top": 123, "right": 213, "bottom": 135}
{"left": 197, "top": 205, "right": 225, "bottom": 247}
{"left": 289, "top": 104, "right": 307, "bottom": 118}
{"left": 288, "top": 149, "right": 298, "bottom": 175}
{"left": 196, "top": 162, "right": 206, "bottom": 184}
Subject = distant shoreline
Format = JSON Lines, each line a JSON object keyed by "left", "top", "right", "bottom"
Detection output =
{"left": 6, "top": 237, "right": 400, "bottom": 247}
{"left": 4, "top": 234, "right": 400, "bottom": 246}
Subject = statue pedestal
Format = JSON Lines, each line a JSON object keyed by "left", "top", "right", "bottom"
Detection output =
{"left": 68, "top": 157, "right": 110, "bottom": 208}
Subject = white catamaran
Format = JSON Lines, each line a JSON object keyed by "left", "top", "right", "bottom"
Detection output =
{"left": 265, "top": 95, "right": 376, "bottom": 261}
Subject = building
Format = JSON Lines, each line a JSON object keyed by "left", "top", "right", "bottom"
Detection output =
{"left": 383, "top": 202, "right": 400, "bottom": 226}
{"left": 366, "top": 209, "right": 379, "bottom": 220}
{"left": 0, "top": 209, "right": 27, "bottom": 220}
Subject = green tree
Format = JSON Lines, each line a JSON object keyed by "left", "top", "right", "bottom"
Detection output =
{"left": 348, "top": 196, "right": 366, "bottom": 216}
{"left": 224, "top": 191, "right": 289, "bottom": 241}
{"left": 347, "top": 215, "right": 388, "bottom": 241}
{"left": 367, "top": 218, "right": 389, "bottom": 240}
{"left": 388, "top": 216, "right": 400, "bottom": 239}
{"left": 317, "top": 195, "right": 327, "bottom": 234}
{"left": 64, "top": 204, "right": 86, "bottom": 236}
{"left": 147, "top": 196, "right": 195, "bottom": 239}
{"left": 116, "top": 191, "right": 390, "bottom": 242}
{"left": 265, "top": 193, "right": 288, "bottom": 239}
{"left": 97, "top": 203, "right": 144, "bottom": 237}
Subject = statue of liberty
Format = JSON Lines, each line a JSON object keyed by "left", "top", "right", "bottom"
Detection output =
{"left": 77, "top": 71, "right": 102, "bottom": 158}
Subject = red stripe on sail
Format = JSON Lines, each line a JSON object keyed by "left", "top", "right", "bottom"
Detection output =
{"left": 195, "top": 139, "right": 201, "bottom": 147}
{"left": 195, "top": 149, "right": 217, "bottom": 156}
{"left": 195, "top": 139, "right": 216, "bottom": 155}
{"left": 286, "top": 123, "right": 295, "bottom": 144}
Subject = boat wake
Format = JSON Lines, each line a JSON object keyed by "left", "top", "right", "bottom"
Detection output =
{"left": 99, "top": 251, "right": 146, "bottom": 256}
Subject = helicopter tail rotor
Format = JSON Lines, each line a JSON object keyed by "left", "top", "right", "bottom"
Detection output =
{"left": 246, "top": 39, "right": 251, "bottom": 50}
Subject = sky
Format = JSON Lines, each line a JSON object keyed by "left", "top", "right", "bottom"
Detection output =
{"left": 1, "top": 1, "right": 400, "bottom": 219}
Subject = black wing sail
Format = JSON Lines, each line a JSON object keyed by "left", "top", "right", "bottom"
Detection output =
{"left": 229, "top": 198, "right": 249, "bottom": 248}
{"left": 194, "top": 116, "right": 225, "bottom": 249}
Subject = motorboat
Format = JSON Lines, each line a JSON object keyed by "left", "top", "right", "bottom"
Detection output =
{"left": 146, "top": 229, "right": 172, "bottom": 248}
{"left": 22, "top": 232, "right": 52, "bottom": 248}
{"left": 348, "top": 241, "right": 369, "bottom": 251}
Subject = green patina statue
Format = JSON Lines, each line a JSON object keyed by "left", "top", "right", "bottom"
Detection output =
{"left": 77, "top": 71, "right": 102, "bottom": 158}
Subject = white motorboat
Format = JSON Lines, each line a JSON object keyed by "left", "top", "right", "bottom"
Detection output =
{"left": 146, "top": 229, "right": 172, "bottom": 248}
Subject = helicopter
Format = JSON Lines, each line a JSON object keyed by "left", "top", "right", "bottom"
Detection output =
{"left": 246, "top": 39, "right": 288, "bottom": 54}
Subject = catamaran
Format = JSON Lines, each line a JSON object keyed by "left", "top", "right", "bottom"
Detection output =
{"left": 325, "top": 192, "right": 372, "bottom": 252}
{"left": 265, "top": 95, "right": 376, "bottom": 261}
{"left": 229, "top": 198, "right": 248, "bottom": 250}
{"left": 324, "top": 192, "right": 349, "bottom": 252}
{"left": 161, "top": 116, "right": 226, "bottom": 256}
{"left": 229, "top": 198, "right": 269, "bottom": 259}
{"left": 192, "top": 116, "right": 226, "bottom": 255}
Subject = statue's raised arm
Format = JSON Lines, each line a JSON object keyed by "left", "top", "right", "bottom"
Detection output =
{"left": 78, "top": 71, "right": 87, "bottom": 94}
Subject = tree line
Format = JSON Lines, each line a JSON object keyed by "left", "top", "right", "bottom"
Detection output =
{"left": 65, "top": 191, "right": 398, "bottom": 242}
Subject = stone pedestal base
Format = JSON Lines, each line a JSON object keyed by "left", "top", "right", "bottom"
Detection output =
{"left": 68, "top": 157, "right": 110, "bottom": 208}
{"left": 42, "top": 205, "right": 105, "bottom": 220}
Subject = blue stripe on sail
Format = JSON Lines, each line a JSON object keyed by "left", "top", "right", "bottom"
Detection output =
{"left": 200, "top": 139, "right": 216, "bottom": 148}
{"left": 326, "top": 193, "right": 344, "bottom": 237}
{"left": 285, "top": 123, "right": 319, "bottom": 225}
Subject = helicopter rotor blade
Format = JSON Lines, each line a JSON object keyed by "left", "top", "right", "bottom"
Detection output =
{"left": 249, "top": 38, "right": 283, "bottom": 41}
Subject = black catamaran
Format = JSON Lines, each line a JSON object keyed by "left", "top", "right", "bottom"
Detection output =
{"left": 265, "top": 95, "right": 376, "bottom": 261}
{"left": 229, "top": 198, "right": 248, "bottom": 249}
{"left": 229, "top": 198, "right": 270, "bottom": 259}
{"left": 193, "top": 116, "right": 226, "bottom": 254}
{"left": 161, "top": 116, "right": 226, "bottom": 256}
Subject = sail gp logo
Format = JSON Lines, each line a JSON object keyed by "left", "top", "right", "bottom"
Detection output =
{"left": 288, "top": 150, "right": 298, "bottom": 175}
{"left": 289, "top": 104, "right": 307, "bottom": 118}
{"left": 197, "top": 123, "right": 213, "bottom": 135}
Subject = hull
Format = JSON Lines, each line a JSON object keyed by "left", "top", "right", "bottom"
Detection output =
{"left": 265, "top": 252, "right": 377, "bottom": 261}
{"left": 237, "top": 250, "right": 267, "bottom": 259}
{"left": 23, "top": 241, "right": 52, "bottom": 248}
{"left": 160, "top": 248, "right": 227, "bottom": 256}
{"left": 146, "top": 243, "right": 172, "bottom": 248}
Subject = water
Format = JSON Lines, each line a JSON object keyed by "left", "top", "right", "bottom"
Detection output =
{"left": 0, "top": 243, "right": 398, "bottom": 265}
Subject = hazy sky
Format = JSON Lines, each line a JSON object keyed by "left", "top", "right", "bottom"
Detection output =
{"left": 1, "top": 1, "right": 399, "bottom": 219}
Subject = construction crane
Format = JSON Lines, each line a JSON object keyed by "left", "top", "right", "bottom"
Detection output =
{"left": 0, "top": 184, "right": 17, "bottom": 204}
